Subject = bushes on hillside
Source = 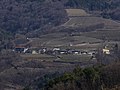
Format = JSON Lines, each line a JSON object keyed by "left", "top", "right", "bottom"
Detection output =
{"left": 38, "top": 63, "right": 120, "bottom": 90}
{"left": 0, "top": 0, "right": 68, "bottom": 35}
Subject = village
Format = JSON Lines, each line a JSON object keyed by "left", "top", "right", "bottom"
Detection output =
{"left": 12, "top": 36, "right": 119, "bottom": 63}
{"left": 0, "top": 1, "right": 120, "bottom": 89}
{"left": 14, "top": 46, "right": 96, "bottom": 56}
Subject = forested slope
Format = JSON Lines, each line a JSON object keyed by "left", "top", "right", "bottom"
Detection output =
{"left": 0, "top": 0, "right": 68, "bottom": 35}
{"left": 0, "top": 0, "right": 119, "bottom": 40}
{"left": 41, "top": 63, "right": 120, "bottom": 90}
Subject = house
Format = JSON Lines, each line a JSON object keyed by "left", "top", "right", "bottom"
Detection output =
{"left": 81, "top": 51, "right": 87, "bottom": 55}
{"left": 32, "top": 50, "right": 38, "bottom": 54}
{"left": 39, "top": 48, "right": 47, "bottom": 54}
{"left": 23, "top": 47, "right": 40, "bottom": 54}
{"left": 53, "top": 47, "right": 60, "bottom": 51}
{"left": 59, "top": 50, "right": 68, "bottom": 54}
{"left": 23, "top": 48, "right": 29, "bottom": 53}
{"left": 88, "top": 50, "right": 96, "bottom": 56}
{"left": 25, "top": 47, "right": 39, "bottom": 54}
{"left": 13, "top": 37, "right": 31, "bottom": 49}
{"left": 52, "top": 47, "right": 61, "bottom": 55}
{"left": 13, "top": 38, "right": 31, "bottom": 53}
{"left": 72, "top": 50, "right": 81, "bottom": 55}
{"left": 102, "top": 43, "right": 118, "bottom": 55}
{"left": 103, "top": 48, "right": 110, "bottom": 54}
{"left": 24, "top": 48, "right": 31, "bottom": 53}
{"left": 32, "top": 48, "right": 41, "bottom": 54}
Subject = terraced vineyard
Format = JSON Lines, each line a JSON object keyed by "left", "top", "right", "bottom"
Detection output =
{"left": 82, "top": 30, "right": 120, "bottom": 41}
{"left": 63, "top": 17, "right": 120, "bottom": 29}
{"left": 29, "top": 32, "right": 103, "bottom": 49}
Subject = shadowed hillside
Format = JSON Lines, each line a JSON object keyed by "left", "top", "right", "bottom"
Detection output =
{"left": 0, "top": 0, "right": 120, "bottom": 90}
{"left": 0, "top": 0, "right": 68, "bottom": 36}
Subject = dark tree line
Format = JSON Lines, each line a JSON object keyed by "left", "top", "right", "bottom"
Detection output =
{"left": 0, "top": 0, "right": 68, "bottom": 49}
{"left": 34, "top": 64, "right": 120, "bottom": 90}
{"left": 65, "top": 0, "right": 110, "bottom": 10}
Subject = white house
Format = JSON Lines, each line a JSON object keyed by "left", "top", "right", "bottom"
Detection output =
{"left": 103, "top": 49, "right": 110, "bottom": 54}
{"left": 53, "top": 48, "right": 60, "bottom": 51}
{"left": 32, "top": 50, "right": 38, "bottom": 54}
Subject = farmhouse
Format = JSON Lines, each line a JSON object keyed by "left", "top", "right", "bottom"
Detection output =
{"left": 71, "top": 50, "right": 81, "bottom": 55}
{"left": 53, "top": 47, "right": 60, "bottom": 51}
{"left": 102, "top": 43, "right": 118, "bottom": 55}
{"left": 59, "top": 50, "right": 68, "bottom": 54}
{"left": 88, "top": 50, "right": 96, "bottom": 56}
{"left": 32, "top": 50, "right": 38, "bottom": 54}
{"left": 103, "top": 48, "right": 110, "bottom": 54}
{"left": 40, "top": 48, "right": 47, "bottom": 54}
{"left": 81, "top": 51, "right": 88, "bottom": 55}
{"left": 27, "top": 48, "right": 39, "bottom": 54}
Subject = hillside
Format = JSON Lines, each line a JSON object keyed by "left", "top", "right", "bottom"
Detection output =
{"left": 0, "top": 0, "right": 69, "bottom": 49}
{"left": 0, "top": 0, "right": 119, "bottom": 38}
{"left": 63, "top": 0, "right": 120, "bottom": 20}
{"left": 0, "top": 0, "right": 119, "bottom": 43}
{"left": 0, "top": 0, "right": 68, "bottom": 36}
{"left": 0, "top": 0, "right": 120, "bottom": 90}
{"left": 63, "top": 17, "right": 120, "bottom": 28}
{"left": 30, "top": 62, "right": 120, "bottom": 90}
{"left": 0, "top": 29, "right": 13, "bottom": 50}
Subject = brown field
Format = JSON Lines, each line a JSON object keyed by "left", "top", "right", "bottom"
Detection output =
{"left": 29, "top": 32, "right": 103, "bottom": 50}
{"left": 21, "top": 54, "right": 56, "bottom": 61}
{"left": 65, "top": 9, "right": 90, "bottom": 17}
{"left": 82, "top": 30, "right": 120, "bottom": 41}
{"left": 63, "top": 17, "right": 120, "bottom": 29}
{"left": 0, "top": 60, "right": 76, "bottom": 89}
{"left": 58, "top": 54, "right": 93, "bottom": 62}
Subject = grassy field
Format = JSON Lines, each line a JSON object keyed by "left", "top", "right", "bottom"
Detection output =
{"left": 29, "top": 15, "right": 120, "bottom": 49}
{"left": 21, "top": 53, "right": 95, "bottom": 63}
{"left": 21, "top": 54, "right": 56, "bottom": 61}
{"left": 82, "top": 30, "right": 120, "bottom": 41}
{"left": 57, "top": 54, "right": 93, "bottom": 62}
{"left": 63, "top": 17, "right": 120, "bottom": 29}
{"left": 30, "top": 33, "right": 103, "bottom": 48}
{"left": 65, "top": 9, "right": 90, "bottom": 17}
{"left": 45, "top": 35, "right": 102, "bottom": 48}
{"left": 30, "top": 33, "right": 67, "bottom": 47}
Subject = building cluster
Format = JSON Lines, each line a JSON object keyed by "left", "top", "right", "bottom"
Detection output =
{"left": 13, "top": 38, "right": 119, "bottom": 57}
{"left": 13, "top": 46, "right": 97, "bottom": 56}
